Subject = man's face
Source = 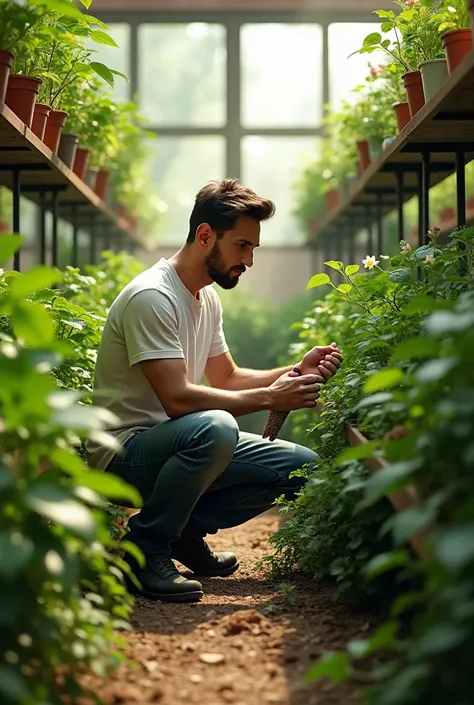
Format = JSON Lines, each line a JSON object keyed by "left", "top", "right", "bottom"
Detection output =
{"left": 205, "top": 215, "right": 260, "bottom": 290}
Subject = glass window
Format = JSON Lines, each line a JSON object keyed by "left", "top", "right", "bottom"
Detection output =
{"left": 138, "top": 23, "right": 226, "bottom": 126}
{"left": 148, "top": 136, "right": 225, "bottom": 245}
{"left": 328, "top": 23, "right": 394, "bottom": 109}
{"left": 242, "top": 136, "right": 320, "bottom": 246}
{"left": 241, "top": 24, "right": 323, "bottom": 128}
{"left": 87, "top": 23, "right": 131, "bottom": 102}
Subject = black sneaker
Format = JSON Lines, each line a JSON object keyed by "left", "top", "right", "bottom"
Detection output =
{"left": 124, "top": 551, "right": 203, "bottom": 603}
{"left": 171, "top": 536, "right": 239, "bottom": 577}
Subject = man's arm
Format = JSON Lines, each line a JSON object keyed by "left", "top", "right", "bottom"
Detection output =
{"left": 140, "top": 358, "right": 322, "bottom": 418}
{"left": 205, "top": 352, "right": 295, "bottom": 391}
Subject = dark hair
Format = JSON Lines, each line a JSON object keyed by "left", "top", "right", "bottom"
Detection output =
{"left": 186, "top": 178, "right": 275, "bottom": 244}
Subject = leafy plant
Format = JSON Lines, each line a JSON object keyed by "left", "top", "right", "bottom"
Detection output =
{"left": 431, "top": 0, "right": 471, "bottom": 32}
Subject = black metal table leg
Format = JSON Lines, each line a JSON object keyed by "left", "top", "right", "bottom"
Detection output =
{"left": 72, "top": 205, "right": 79, "bottom": 268}
{"left": 12, "top": 169, "right": 21, "bottom": 271}
{"left": 376, "top": 192, "right": 383, "bottom": 255}
{"left": 51, "top": 190, "right": 59, "bottom": 267}
{"left": 421, "top": 151, "right": 430, "bottom": 245}
{"left": 455, "top": 151, "right": 466, "bottom": 228}
{"left": 39, "top": 191, "right": 47, "bottom": 265}
{"left": 396, "top": 169, "right": 404, "bottom": 245}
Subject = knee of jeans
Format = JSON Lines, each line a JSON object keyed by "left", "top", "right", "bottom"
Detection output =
{"left": 199, "top": 409, "right": 239, "bottom": 456}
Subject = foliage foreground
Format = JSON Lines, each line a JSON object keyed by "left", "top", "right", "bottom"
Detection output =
{"left": 265, "top": 226, "right": 474, "bottom": 705}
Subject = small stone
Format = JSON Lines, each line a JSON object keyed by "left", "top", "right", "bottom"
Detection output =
{"left": 143, "top": 660, "right": 160, "bottom": 674}
{"left": 190, "top": 674, "right": 203, "bottom": 684}
{"left": 181, "top": 642, "right": 196, "bottom": 652}
{"left": 206, "top": 610, "right": 217, "bottom": 618}
{"left": 248, "top": 650, "right": 257, "bottom": 658}
{"left": 206, "top": 629, "right": 216, "bottom": 637}
{"left": 200, "top": 652, "right": 226, "bottom": 664}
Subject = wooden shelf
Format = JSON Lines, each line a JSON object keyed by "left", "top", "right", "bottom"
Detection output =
{"left": 0, "top": 101, "right": 140, "bottom": 244}
{"left": 311, "top": 51, "right": 474, "bottom": 239}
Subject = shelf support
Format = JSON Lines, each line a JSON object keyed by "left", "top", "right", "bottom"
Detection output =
{"left": 89, "top": 214, "right": 97, "bottom": 265}
{"left": 376, "top": 192, "right": 384, "bottom": 256}
{"left": 51, "top": 190, "right": 59, "bottom": 267}
{"left": 420, "top": 151, "right": 431, "bottom": 246}
{"left": 395, "top": 169, "right": 405, "bottom": 245}
{"left": 455, "top": 151, "right": 466, "bottom": 228}
{"left": 12, "top": 170, "right": 21, "bottom": 272}
{"left": 39, "top": 192, "right": 47, "bottom": 265}
{"left": 365, "top": 204, "right": 373, "bottom": 253}
{"left": 72, "top": 205, "right": 79, "bottom": 268}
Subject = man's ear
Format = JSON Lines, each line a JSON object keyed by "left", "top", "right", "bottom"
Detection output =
{"left": 195, "top": 223, "right": 216, "bottom": 251}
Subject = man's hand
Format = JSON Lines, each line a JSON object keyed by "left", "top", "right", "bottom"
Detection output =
{"left": 267, "top": 371, "right": 325, "bottom": 412}
{"left": 293, "top": 342, "right": 343, "bottom": 383}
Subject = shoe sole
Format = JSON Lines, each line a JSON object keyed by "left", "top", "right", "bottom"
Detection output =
{"left": 128, "top": 584, "right": 204, "bottom": 603}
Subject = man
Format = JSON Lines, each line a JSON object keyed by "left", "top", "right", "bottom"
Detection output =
{"left": 86, "top": 178, "right": 342, "bottom": 603}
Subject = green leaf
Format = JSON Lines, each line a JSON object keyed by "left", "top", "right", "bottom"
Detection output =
{"left": 391, "top": 591, "right": 424, "bottom": 617}
{"left": 306, "top": 273, "right": 331, "bottom": 289}
{"left": 356, "top": 392, "right": 393, "bottom": 409}
{"left": 425, "top": 310, "right": 474, "bottom": 335}
{"left": 365, "top": 549, "right": 410, "bottom": 579}
{"left": 374, "top": 10, "right": 395, "bottom": 18}
{"left": 0, "top": 464, "right": 15, "bottom": 492}
{"left": 90, "top": 30, "right": 119, "bottom": 47}
{"left": 415, "top": 357, "right": 456, "bottom": 384}
{"left": 418, "top": 623, "right": 466, "bottom": 655}
{"left": 335, "top": 440, "right": 383, "bottom": 465}
{"left": 381, "top": 21, "right": 395, "bottom": 32}
{"left": 90, "top": 61, "right": 115, "bottom": 86}
{"left": 384, "top": 505, "right": 436, "bottom": 545}
{"left": 337, "top": 284, "right": 352, "bottom": 294}
{"left": 39, "top": 0, "right": 83, "bottom": 17}
{"left": 0, "top": 235, "right": 22, "bottom": 265}
{"left": 75, "top": 471, "right": 142, "bottom": 507}
{"left": 25, "top": 484, "right": 96, "bottom": 541}
{"left": 13, "top": 301, "right": 55, "bottom": 346}
{"left": 364, "top": 368, "right": 404, "bottom": 393}
{"left": 0, "top": 665, "right": 29, "bottom": 701}
{"left": 402, "top": 295, "right": 453, "bottom": 314}
{"left": 324, "top": 260, "right": 343, "bottom": 271}
{"left": 9, "top": 267, "right": 60, "bottom": 298}
{"left": 0, "top": 532, "right": 34, "bottom": 581}
{"left": 121, "top": 540, "right": 145, "bottom": 568}
{"left": 345, "top": 264, "right": 360, "bottom": 276}
{"left": 363, "top": 32, "right": 382, "bottom": 46}
{"left": 363, "top": 459, "right": 421, "bottom": 504}
{"left": 381, "top": 39, "right": 391, "bottom": 48}
{"left": 399, "top": 8, "right": 416, "bottom": 19}
{"left": 435, "top": 523, "right": 474, "bottom": 571}
{"left": 391, "top": 337, "right": 439, "bottom": 362}
{"left": 388, "top": 268, "right": 412, "bottom": 284}
{"left": 303, "top": 651, "right": 350, "bottom": 685}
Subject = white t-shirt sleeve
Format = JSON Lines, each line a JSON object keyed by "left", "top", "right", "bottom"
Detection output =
{"left": 208, "top": 290, "right": 229, "bottom": 359}
{"left": 121, "top": 289, "right": 185, "bottom": 367}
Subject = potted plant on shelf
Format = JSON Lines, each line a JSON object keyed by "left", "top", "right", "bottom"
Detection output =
{"left": 0, "top": 0, "right": 43, "bottom": 105}
{"left": 431, "top": 0, "right": 473, "bottom": 73}
{"left": 352, "top": 0, "right": 447, "bottom": 118}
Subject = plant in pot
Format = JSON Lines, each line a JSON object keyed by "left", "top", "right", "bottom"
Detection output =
{"left": 431, "top": 0, "right": 473, "bottom": 73}
{"left": 0, "top": 1, "right": 51, "bottom": 125}
{"left": 352, "top": 0, "right": 446, "bottom": 118}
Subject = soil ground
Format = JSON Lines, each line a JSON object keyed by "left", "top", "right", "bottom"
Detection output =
{"left": 84, "top": 511, "right": 379, "bottom": 705}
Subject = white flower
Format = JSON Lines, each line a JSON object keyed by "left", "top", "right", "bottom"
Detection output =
{"left": 425, "top": 254, "right": 435, "bottom": 264}
{"left": 379, "top": 255, "right": 390, "bottom": 260}
{"left": 401, "top": 243, "right": 412, "bottom": 253}
{"left": 362, "top": 255, "right": 380, "bottom": 269}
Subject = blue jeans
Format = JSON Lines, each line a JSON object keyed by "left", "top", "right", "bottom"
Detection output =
{"left": 106, "top": 410, "right": 317, "bottom": 555}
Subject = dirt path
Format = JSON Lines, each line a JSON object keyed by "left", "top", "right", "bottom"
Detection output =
{"left": 85, "top": 511, "right": 378, "bottom": 705}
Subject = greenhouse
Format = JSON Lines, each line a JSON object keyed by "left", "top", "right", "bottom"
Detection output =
{"left": 0, "top": 0, "right": 474, "bottom": 703}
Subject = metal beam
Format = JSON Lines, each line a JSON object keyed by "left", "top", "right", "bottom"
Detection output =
{"left": 12, "top": 170, "right": 20, "bottom": 272}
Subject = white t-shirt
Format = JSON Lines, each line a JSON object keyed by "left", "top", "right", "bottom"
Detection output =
{"left": 84, "top": 258, "right": 229, "bottom": 470}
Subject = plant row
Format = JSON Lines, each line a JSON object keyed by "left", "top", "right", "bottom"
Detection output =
{"left": 0, "top": 237, "right": 148, "bottom": 705}
{"left": 293, "top": 0, "right": 474, "bottom": 237}
{"left": 0, "top": 0, "right": 162, "bottom": 240}
{"left": 264, "top": 224, "right": 474, "bottom": 704}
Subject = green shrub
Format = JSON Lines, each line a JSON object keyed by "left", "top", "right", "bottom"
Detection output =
{"left": 0, "top": 238, "right": 144, "bottom": 705}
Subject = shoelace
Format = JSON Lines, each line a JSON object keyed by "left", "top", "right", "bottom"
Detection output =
{"left": 148, "top": 553, "right": 180, "bottom": 580}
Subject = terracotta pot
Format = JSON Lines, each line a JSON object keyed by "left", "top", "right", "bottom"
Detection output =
{"left": 393, "top": 102, "right": 411, "bottom": 132}
{"left": 4, "top": 75, "right": 42, "bottom": 128}
{"left": 467, "top": 197, "right": 474, "bottom": 212}
{"left": 58, "top": 132, "right": 79, "bottom": 168}
{"left": 43, "top": 109, "right": 68, "bottom": 152}
{"left": 442, "top": 29, "right": 473, "bottom": 73}
{"left": 419, "top": 59, "right": 449, "bottom": 101}
{"left": 94, "top": 168, "right": 110, "bottom": 201}
{"left": 31, "top": 102, "right": 51, "bottom": 140}
{"left": 402, "top": 70, "right": 425, "bottom": 117}
{"left": 72, "top": 147, "right": 90, "bottom": 180}
{"left": 0, "top": 49, "right": 14, "bottom": 103}
{"left": 440, "top": 206, "right": 455, "bottom": 225}
{"left": 325, "top": 189, "right": 339, "bottom": 212}
{"left": 356, "top": 139, "right": 371, "bottom": 170}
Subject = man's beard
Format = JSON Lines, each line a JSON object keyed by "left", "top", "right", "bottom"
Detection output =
{"left": 205, "top": 242, "right": 244, "bottom": 290}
